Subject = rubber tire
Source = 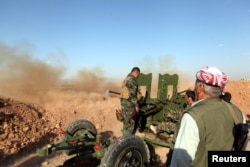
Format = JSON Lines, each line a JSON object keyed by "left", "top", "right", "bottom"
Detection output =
{"left": 61, "top": 119, "right": 97, "bottom": 141}
{"left": 100, "top": 135, "right": 150, "bottom": 167}
{"left": 61, "top": 119, "right": 97, "bottom": 155}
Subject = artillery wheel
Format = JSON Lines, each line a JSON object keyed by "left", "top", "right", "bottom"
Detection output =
{"left": 100, "top": 135, "right": 150, "bottom": 167}
{"left": 61, "top": 119, "right": 97, "bottom": 155}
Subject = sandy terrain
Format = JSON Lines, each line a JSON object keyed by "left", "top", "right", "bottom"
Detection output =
{"left": 0, "top": 78, "right": 249, "bottom": 167}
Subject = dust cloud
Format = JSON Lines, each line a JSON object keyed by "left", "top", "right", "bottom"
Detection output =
{"left": 0, "top": 42, "right": 193, "bottom": 107}
{"left": 0, "top": 42, "right": 120, "bottom": 106}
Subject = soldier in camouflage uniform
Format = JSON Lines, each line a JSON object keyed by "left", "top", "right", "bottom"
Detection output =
{"left": 148, "top": 90, "right": 196, "bottom": 166}
{"left": 120, "top": 67, "right": 141, "bottom": 135}
{"left": 150, "top": 90, "right": 195, "bottom": 134}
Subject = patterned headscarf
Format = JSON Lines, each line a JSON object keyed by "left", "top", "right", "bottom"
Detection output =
{"left": 196, "top": 66, "right": 229, "bottom": 90}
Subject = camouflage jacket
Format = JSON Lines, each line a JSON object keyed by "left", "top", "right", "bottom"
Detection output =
{"left": 120, "top": 74, "right": 139, "bottom": 107}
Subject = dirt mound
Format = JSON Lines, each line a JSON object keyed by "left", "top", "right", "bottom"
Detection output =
{"left": 0, "top": 98, "right": 60, "bottom": 160}
{"left": 0, "top": 91, "right": 122, "bottom": 167}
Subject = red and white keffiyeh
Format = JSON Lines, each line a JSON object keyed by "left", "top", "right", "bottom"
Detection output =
{"left": 196, "top": 66, "right": 229, "bottom": 90}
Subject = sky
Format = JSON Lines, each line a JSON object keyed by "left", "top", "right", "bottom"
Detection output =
{"left": 1, "top": 0, "right": 250, "bottom": 81}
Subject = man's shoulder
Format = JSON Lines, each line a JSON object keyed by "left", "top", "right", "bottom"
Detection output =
{"left": 187, "top": 99, "right": 217, "bottom": 118}
{"left": 126, "top": 75, "right": 136, "bottom": 82}
{"left": 123, "top": 74, "right": 133, "bottom": 82}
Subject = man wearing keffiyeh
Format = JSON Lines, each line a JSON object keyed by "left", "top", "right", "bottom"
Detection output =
{"left": 169, "top": 66, "right": 247, "bottom": 167}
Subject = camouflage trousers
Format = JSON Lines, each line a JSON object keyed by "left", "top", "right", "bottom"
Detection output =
{"left": 121, "top": 99, "right": 136, "bottom": 135}
{"left": 156, "top": 122, "right": 176, "bottom": 134}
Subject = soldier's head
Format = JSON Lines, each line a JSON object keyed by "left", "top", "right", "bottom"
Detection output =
{"left": 195, "top": 66, "right": 229, "bottom": 100}
{"left": 185, "top": 90, "right": 195, "bottom": 105}
{"left": 131, "top": 67, "right": 140, "bottom": 78}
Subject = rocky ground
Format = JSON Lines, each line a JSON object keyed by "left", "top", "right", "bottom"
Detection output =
{"left": 0, "top": 80, "right": 249, "bottom": 167}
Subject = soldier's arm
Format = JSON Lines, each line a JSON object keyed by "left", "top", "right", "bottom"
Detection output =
{"left": 127, "top": 78, "right": 139, "bottom": 107}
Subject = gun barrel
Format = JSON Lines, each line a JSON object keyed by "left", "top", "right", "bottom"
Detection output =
{"left": 106, "top": 90, "right": 121, "bottom": 95}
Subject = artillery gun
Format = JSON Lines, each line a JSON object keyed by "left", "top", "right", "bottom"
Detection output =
{"left": 37, "top": 73, "right": 189, "bottom": 167}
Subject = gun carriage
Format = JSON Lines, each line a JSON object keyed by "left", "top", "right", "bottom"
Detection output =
{"left": 37, "top": 73, "right": 189, "bottom": 167}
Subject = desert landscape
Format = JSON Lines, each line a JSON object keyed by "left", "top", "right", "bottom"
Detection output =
{"left": 0, "top": 45, "right": 249, "bottom": 167}
{"left": 0, "top": 75, "right": 249, "bottom": 167}
{"left": 1, "top": 0, "right": 250, "bottom": 165}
